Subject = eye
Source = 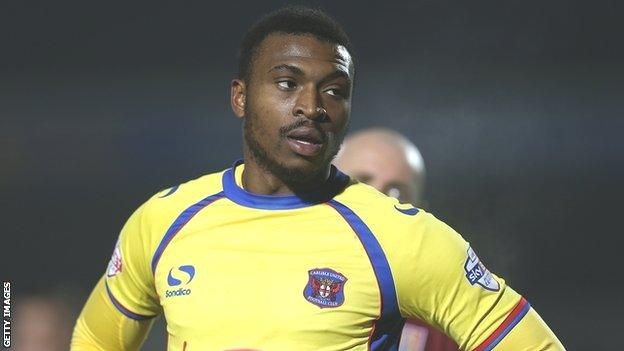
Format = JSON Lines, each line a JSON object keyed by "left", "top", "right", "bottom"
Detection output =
{"left": 324, "top": 87, "right": 344, "bottom": 98}
{"left": 277, "top": 80, "right": 296, "bottom": 90}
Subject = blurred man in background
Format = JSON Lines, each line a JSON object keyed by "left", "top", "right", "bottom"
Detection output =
{"left": 334, "top": 128, "right": 426, "bottom": 206}
{"left": 13, "top": 293, "right": 75, "bottom": 351}
{"left": 334, "top": 127, "right": 458, "bottom": 351}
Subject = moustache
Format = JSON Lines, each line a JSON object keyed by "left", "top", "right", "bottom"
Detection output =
{"left": 279, "top": 119, "right": 329, "bottom": 143}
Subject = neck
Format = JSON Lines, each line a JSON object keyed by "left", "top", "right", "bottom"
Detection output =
{"left": 240, "top": 153, "right": 331, "bottom": 196}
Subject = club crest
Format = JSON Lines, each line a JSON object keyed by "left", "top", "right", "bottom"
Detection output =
{"left": 303, "top": 268, "right": 347, "bottom": 308}
{"left": 464, "top": 247, "right": 500, "bottom": 291}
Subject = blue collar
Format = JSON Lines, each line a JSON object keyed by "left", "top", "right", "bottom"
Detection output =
{"left": 222, "top": 159, "right": 350, "bottom": 210}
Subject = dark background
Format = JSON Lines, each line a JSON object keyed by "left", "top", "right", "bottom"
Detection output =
{"left": 2, "top": 0, "right": 622, "bottom": 349}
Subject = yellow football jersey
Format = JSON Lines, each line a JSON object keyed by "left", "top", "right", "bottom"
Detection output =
{"left": 99, "top": 160, "right": 537, "bottom": 350}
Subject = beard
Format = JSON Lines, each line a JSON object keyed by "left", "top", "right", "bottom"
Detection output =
{"left": 243, "top": 109, "right": 346, "bottom": 186}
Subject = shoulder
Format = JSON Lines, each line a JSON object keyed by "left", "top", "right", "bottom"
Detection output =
{"left": 128, "top": 169, "right": 227, "bottom": 245}
{"left": 333, "top": 181, "right": 465, "bottom": 254}
{"left": 143, "top": 169, "right": 225, "bottom": 215}
{"left": 333, "top": 180, "right": 436, "bottom": 229}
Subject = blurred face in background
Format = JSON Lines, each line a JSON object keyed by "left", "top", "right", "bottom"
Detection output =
{"left": 334, "top": 128, "right": 425, "bottom": 206}
{"left": 14, "top": 296, "right": 72, "bottom": 351}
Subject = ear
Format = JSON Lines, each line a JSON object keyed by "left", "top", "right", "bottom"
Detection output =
{"left": 230, "top": 79, "right": 246, "bottom": 118}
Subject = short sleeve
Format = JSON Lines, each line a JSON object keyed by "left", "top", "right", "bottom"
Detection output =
{"left": 397, "top": 213, "right": 525, "bottom": 350}
{"left": 104, "top": 202, "right": 161, "bottom": 320}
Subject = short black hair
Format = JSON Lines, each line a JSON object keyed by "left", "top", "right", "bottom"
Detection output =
{"left": 237, "top": 5, "right": 355, "bottom": 82}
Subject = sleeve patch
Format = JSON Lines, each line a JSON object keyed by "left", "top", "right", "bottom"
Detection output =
{"left": 106, "top": 239, "right": 123, "bottom": 277}
{"left": 464, "top": 247, "right": 499, "bottom": 291}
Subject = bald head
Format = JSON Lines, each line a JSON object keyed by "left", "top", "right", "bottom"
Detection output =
{"left": 334, "top": 128, "right": 426, "bottom": 206}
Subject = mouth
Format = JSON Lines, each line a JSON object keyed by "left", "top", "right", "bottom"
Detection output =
{"left": 285, "top": 127, "right": 326, "bottom": 157}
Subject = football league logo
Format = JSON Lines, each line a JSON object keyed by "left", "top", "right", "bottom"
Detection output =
{"left": 464, "top": 247, "right": 500, "bottom": 291}
{"left": 303, "top": 268, "right": 347, "bottom": 308}
{"left": 106, "top": 239, "right": 122, "bottom": 277}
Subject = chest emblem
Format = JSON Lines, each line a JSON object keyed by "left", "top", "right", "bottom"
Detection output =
{"left": 165, "top": 264, "right": 195, "bottom": 298}
{"left": 303, "top": 268, "right": 347, "bottom": 308}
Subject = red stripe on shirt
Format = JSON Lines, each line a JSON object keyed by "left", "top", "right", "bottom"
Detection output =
{"left": 473, "top": 297, "right": 529, "bottom": 351}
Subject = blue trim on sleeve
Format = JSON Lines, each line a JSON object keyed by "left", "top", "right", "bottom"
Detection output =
{"left": 483, "top": 301, "right": 532, "bottom": 351}
{"left": 327, "top": 200, "right": 403, "bottom": 350}
{"left": 158, "top": 185, "right": 180, "bottom": 198}
{"left": 393, "top": 205, "right": 419, "bottom": 216}
{"left": 222, "top": 159, "right": 350, "bottom": 210}
{"left": 105, "top": 281, "right": 155, "bottom": 321}
{"left": 151, "top": 191, "right": 225, "bottom": 273}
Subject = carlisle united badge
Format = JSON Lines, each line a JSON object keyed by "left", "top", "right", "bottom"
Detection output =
{"left": 303, "top": 268, "right": 347, "bottom": 308}
{"left": 464, "top": 247, "right": 499, "bottom": 291}
{"left": 106, "top": 239, "right": 123, "bottom": 277}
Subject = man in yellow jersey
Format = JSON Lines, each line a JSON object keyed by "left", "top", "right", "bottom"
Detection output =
{"left": 72, "top": 6, "right": 565, "bottom": 351}
{"left": 334, "top": 128, "right": 458, "bottom": 351}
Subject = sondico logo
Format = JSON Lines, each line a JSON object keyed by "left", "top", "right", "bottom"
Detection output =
{"left": 165, "top": 265, "right": 195, "bottom": 298}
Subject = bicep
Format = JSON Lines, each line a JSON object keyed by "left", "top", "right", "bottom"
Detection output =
{"left": 397, "top": 213, "right": 564, "bottom": 350}
{"left": 72, "top": 200, "right": 161, "bottom": 350}
{"left": 71, "top": 276, "right": 154, "bottom": 351}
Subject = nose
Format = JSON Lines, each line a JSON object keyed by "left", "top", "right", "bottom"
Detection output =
{"left": 293, "top": 85, "right": 327, "bottom": 122}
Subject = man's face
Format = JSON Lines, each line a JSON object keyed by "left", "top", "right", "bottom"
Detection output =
{"left": 234, "top": 33, "right": 353, "bottom": 184}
